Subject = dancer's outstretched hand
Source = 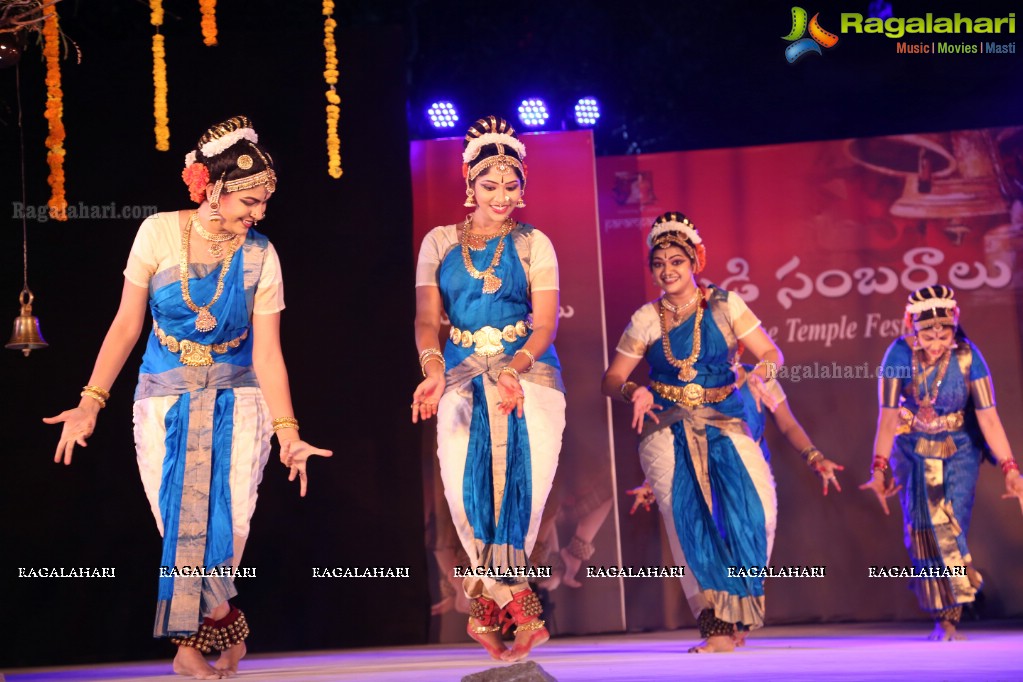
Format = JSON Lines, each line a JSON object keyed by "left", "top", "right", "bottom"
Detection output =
{"left": 859, "top": 470, "right": 902, "bottom": 515}
{"left": 43, "top": 403, "right": 101, "bottom": 465}
{"left": 626, "top": 481, "right": 656, "bottom": 514}
{"left": 411, "top": 374, "right": 445, "bottom": 423}
{"left": 281, "top": 439, "right": 333, "bottom": 497}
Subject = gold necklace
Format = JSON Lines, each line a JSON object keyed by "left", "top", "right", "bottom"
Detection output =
{"left": 190, "top": 211, "right": 235, "bottom": 259}
{"left": 659, "top": 289, "right": 704, "bottom": 381}
{"left": 460, "top": 216, "right": 514, "bottom": 294}
{"left": 180, "top": 216, "right": 240, "bottom": 332}
{"left": 462, "top": 213, "right": 508, "bottom": 251}
{"left": 660, "top": 290, "right": 700, "bottom": 323}
{"left": 912, "top": 349, "right": 951, "bottom": 423}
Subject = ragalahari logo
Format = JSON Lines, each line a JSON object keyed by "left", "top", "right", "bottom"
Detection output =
{"left": 783, "top": 7, "right": 839, "bottom": 62}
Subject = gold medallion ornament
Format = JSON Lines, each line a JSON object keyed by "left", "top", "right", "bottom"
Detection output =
{"left": 912, "top": 348, "right": 951, "bottom": 425}
{"left": 459, "top": 216, "right": 515, "bottom": 294}
{"left": 190, "top": 212, "right": 235, "bottom": 259}
{"left": 659, "top": 289, "right": 704, "bottom": 382}
{"left": 181, "top": 212, "right": 240, "bottom": 332}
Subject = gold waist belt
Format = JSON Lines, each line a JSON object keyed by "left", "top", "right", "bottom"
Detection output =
{"left": 651, "top": 381, "right": 735, "bottom": 408}
{"left": 449, "top": 319, "right": 532, "bottom": 357}
{"left": 896, "top": 407, "right": 964, "bottom": 435}
{"left": 153, "top": 321, "right": 249, "bottom": 367}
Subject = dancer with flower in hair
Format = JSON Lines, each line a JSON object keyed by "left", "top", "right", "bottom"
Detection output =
{"left": 861, "top": 285, "right": 1023, "bottom": 641}
{"left": 412, "top": 116, "right": 564, "bottom": 662}
{"left": 44, "top": 116, "right": 332, "bottom": 679}
{"left": 602, "top": 212, "right": 783, "bottom": 653}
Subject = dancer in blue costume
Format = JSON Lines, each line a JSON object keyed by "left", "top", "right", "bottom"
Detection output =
{"left": 412, "top": 116, "right": 564, "bottom": 662}
{"left": 45, "top": 117, "right": 332, "bottom": 680}
{"left": 603, "top": 212, "right": 784, "bottom": 653}
{"left": 861, "top": 285, "right": 1023, "bottom": 641}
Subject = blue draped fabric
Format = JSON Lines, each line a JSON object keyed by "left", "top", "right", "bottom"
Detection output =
{"left": 463, "top": 377, "right": 496, "bottom": 542}
{"left": 440, "top": 225, "right": 545, "bottom": 569}
{"left": 437, "top": 225, "right": 559, "bottom": 370}
{"left": 646, "top": 289, "right": 767, "bottom": 604}
{"left": 881, "top": 337, "right": 991, "bottom": 610}
{"left": 671, "top": 421, "right": 767, "bottom": 597}
{"left": 142, "top": 226, "right": 272, "bottom": 636}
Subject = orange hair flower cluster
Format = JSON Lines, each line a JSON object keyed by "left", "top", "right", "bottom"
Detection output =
{"left": 199, "top": 0, "right": 218, "bottom": 46}
{"left": 42, "top": 4, "right": 67, "bottom": 221}
{"left": 182, "top": 163, "right": 210, "bottom": 203}
{"left": 150, "top": 0, "right": 170, "bottom": 151}
{"left": 323, "top": 0, "right": 342, "bottom": 179}
{"left": 693, "top": 243, "right": 707, "bottom": 274}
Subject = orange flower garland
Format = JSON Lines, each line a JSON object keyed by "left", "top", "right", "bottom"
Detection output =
{"left": 150, "top": 0, "right": 170, "bottom": 151}
{"left": 323, "top": 0, "right": 342, "bottom": 179}
{"left": 199, "top": 0, "right": 218, "bottom": 47}
{"left": 42, "top": 3, "right": 67, "bottom": 221}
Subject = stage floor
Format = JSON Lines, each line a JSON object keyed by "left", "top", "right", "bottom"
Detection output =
{"left": 5, "top": 622, "right": 1022, "bottom": 682}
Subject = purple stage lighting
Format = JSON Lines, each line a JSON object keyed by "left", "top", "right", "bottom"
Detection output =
{"left": 427, "top": 102, "right": 459, "bottom": 129}
{"left": 517, "top": 99, "right": 550, "bottom": 128}
{"left": 574, "top": 98, "right": 601, "bottom": 126}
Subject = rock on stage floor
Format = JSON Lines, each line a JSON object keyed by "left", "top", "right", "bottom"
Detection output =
{"left": 5, "top": 622, "right": 1022, "bottom": 682}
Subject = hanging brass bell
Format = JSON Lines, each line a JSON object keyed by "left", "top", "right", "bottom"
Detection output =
{"left": 6, "top": 288, "right": 48, "bottom": 357}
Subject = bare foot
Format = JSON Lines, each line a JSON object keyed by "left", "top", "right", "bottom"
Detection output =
{"left": 213, "top": 641, "right": 246, "bottom": 675}
{"left": 467, "top": 618, "right": 507, "bottom": 660}
{"left": 733, "top": 630, "right": 748, "bottom": 647}
{"left": 501, "top": 621, "right": 550, "bottom": 662}
{"left": 688, "top": 634, "right": 736, "bottom": 653}
{"left": 560, "top": 547, "right": 582, "bottom": 588}
{"left": 928, "top": 621, "right": 966, "bottom": 641}
{"left": 172, "top": 647, "right": 223, "bottom": 679}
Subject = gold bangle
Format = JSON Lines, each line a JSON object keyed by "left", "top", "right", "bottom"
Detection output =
{"left": 620, "top": 381, "right": 639, "bottom": 402}
{"left": 82, "top": 385, "right": 111, "bottom": 401}
{"left": 755, "top": 360, "right": 778, "bottom": 381}
{"left": 514, "top": 348, "right": 536, "bottom": 372}
{"left": 420, "top": 354, "right": 445, "bottom": 377}
{"left": 80, "top": 388, "right": 107, "bottom": 409}
{"left": 419, "top": 347, "right": 442, "bottom": 362}
{"left": 272, "top": 417, "right": 300, "bottom": 433}
{"left": 499, "top": 366, "right": 520, "bottom": 382}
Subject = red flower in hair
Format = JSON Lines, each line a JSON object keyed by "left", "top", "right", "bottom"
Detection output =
{"left": 182, "top": 163, "right": 210, "bottom": 203}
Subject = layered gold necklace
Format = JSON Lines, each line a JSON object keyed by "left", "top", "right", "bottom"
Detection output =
{"left": 659, "top": 289, "right": 704, "bottom": 382}
{"left": 912, "top": 348, "right": 951, "bottom": 424}
{"left": 191, "top": 212, "right": 235, "bottom": 259}
{"left": 459, "top": 215, "right": 514, "bottom": 294}
{"left": 180, "top": 211, "right": 240, "bottom": 332}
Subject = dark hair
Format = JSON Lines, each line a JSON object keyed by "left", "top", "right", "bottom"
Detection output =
{"left": 194, "top": 116, "right": 275, "bottom": 184}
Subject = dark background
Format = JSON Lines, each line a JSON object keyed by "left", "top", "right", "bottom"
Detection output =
{"left": 1, "top": 0, "right": 1020, "bottom": 668}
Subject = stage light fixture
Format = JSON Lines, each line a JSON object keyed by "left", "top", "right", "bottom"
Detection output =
{"left": 574, "top": 98, "right": 601, "bottom": 127}
{"left": 427, "top": 101, "right": 459, "bottom": 129}
{"left": 517, "top": 99, "right": 549, "bottom": 128}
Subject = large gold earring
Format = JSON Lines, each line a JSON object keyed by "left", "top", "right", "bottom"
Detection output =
{"left": 516, "top": 193, "right": 525, "bottom": 209}
{"left": 464, "top": 187, "right": 476, "bottom": 207}
{"left": 208, "top": 176, "right": 224, "bottom": 222}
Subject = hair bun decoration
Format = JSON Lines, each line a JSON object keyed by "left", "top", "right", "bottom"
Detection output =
{"left": 647, "top": 211, "right": 707, "bottom": 273}
{"left": 905, "top": 284, "right": 959, "bottom": 331}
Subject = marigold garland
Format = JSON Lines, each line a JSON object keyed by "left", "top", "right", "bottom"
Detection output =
{"left": 199, "top": 0, "right": 218, "bottom": 47}
{"left": 150, "top": 0, "right": 170, "bottom": 151}
{"left": 323, "top": 1, "right": 342, "bottom": 179}
{"left": 42, "top": 3, "right": 67, "bottom": 221}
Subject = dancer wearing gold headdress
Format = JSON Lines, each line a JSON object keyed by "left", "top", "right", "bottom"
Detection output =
{"left": 45, "top": 117, "right": 332, "bottom": 679}
{"left": 412, "top": 116, "right": 563, "bottom": 662}
{"left": 861, "top": 285, "right": 1023, "bottom": 641}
